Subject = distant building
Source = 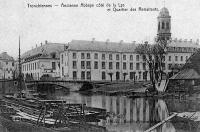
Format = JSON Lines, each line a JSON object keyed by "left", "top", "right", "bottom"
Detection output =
{"left": 21, "top": 41, "right": 65, "bottom": 80}
{"left": 60, "top": 7, "right": 199, "bottom": 81}
{"left": 0, "top": 52, "right": 15, "bottom": 79}
{"left": 156, "top": 7, "right": 199, "bottom": 75}
{"left": 60, "top": 40, "right": 145, "bottom": 81}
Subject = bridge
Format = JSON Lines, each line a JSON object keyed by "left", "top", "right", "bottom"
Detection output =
{"left": 25, "top": 80, "right": 95, "bottom": 91}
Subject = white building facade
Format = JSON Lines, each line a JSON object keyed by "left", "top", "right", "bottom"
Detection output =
{"left": 60, "top": 40, "right": 150, "bottom": 81}
{"left": 21, "top": 41, "right": 65, "bottom": 80}
{"left": 0, "top": 52, "right": 15, "bottom": 79}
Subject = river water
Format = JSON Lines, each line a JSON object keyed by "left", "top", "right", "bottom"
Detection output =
{"left": 52, "top": 90, "right": 200, "bottom": 132}
{"left": 1, "top": 90, "right": 200, "bottom": 132}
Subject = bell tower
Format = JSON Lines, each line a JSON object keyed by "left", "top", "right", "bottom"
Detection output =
{"left": 157, "top": 7, "right": 171, "bottom": 41}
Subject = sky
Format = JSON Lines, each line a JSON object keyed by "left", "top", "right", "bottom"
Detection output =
{"left": 1, "top": 0, "right": 200, "bottom": 58}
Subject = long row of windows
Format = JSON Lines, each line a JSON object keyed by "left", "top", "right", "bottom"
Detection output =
{"left": 168, "top": 55, "right": 188, "bottom": 62}
{"left": 72, "top": 71, "right": 148, "bottom": 81}
{"left": 72, "top": 52, "right": 142, "bottom": 61}
{"left": 73, "top": 61, "right": 146, "bottom": 70}
{"left": 22, "top": 62, "right": 39, "bottom": 72}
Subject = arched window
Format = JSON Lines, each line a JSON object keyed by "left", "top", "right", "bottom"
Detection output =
{"left": 162, "top": 22, "right": 165, "bottom": 29}
{"left": 158, "top": 22, "right": 160, "bottom": 30}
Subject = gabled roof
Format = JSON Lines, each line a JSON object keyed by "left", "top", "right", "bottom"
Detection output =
{"left": 168, "top": 40, "right": 200, "bottom": 48}
{"left": 68, "top": 40, "right": 137, "bottom": 53}
{"left": 170, "top": 50, "right": 200, "bottom": 80}
{"left": 0, "top": 52, "right": 14, "bottom": 61}
{"left": 22, "top": 43, "right": 66, "bottom": 59}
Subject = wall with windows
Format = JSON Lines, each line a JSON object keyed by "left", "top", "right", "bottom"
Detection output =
{"left": 60, "top": 50, "right": 150, "bottom": 81}
{"left": 0, "top": 60, "right": 15, "bottom": 79}
{"left": 22, "top": 59, "right": 60, "bottom": 80}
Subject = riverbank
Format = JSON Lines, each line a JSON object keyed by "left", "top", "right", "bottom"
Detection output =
{"left": 92, "top": 81, "right": 150, "bottom": 95}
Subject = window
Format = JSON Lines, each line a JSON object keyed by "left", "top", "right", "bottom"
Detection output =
{"left": 130, "top": 63, "right": 133, "bottom": 70}
{"left": 102, "top": 72, "right": 106, "bottom": 80}
{"left": 52, "top": 62, "right": 56, "bottom": 70}
{"left": 143, "top": 63, "right": 146, "bottom": 70}
{"left": 168, "top": 56, "right": 171, "bottom": 61}
{"left": 136, "top": 55, "right": 139, "bottom": 61}
{"left": 162, "top": 22, "right": 165, "bottom": 29}
{"left": 81, "top": 61, "right": 85, "bottom": 69}
{"left": 94, "top": 61, "right": 98, "bottom": 69}
{"left": 123, "top": 62, "right": 126, "bottom": 70}
{"left": 102, "top": 54, "right": 105, "bottom": 60}
{"left": 168, "top": 64, "right": 172, "bottom": 70}
{"left": 81, "top": 71, "right": 85, "bottom": 80}
{"left": 158, "top": 22, "right": 160, "bottom": 30}
{"left": 136, "top": 63, "right": 140, "bottom": 70}
{"left": 180, "top": 56, "right": 183, "bottom": 61}
{"left": 12, "top": 62, "right": 14, "bottom": 66}
{"left": 175, "top": 56, "right": 178, "bottom": 61}
{"left": 102, "top": 62, "right": 106, "bottom": 69}
{"left": 94, "top": 53, "right": 98, "bottom": 59}
{"left": 6, "top": 62, "right": 8, "bottom": 65}
{"left": 109, "top": 62, "right": 113, "bottom": 69}
{"left": 86, "top": 71, "right": 91, "bottom": 80}
{"left": 86, "top": 61, "right": 91, "bottom": 69}
{"left": 87, "top": 53, "right": 90, "bottom": 59}
{"left": 62, "top": 67, "right": 64, "bottom": 76}
{"left": 116, "top": 62, "right": 120, "bottom": 69}
{"left": 186, "top": 56, "right": 188, "bottom": 60}
{"left": 35, "top": 63, "right": 37, "bottom": 70}
{"left": 116, "top": 54, "right": 119, "bottom": 60}
{"left": 73, "top": 71, "right": 77, "bottom": 79}
{"left": 109, "top": 54, "right": 112, "bottom": 60}
{"left": 123, "top": 55, "right": 126, "bottom": 60}
{"left": 81, "top": 53, "right": 85, "bottom": 59}
{"left": 73, "top": 53, "right": 76, "bottom": 59}
{"left": 72, "top": 61, "right": 77, "bottom": 69}
{"left": 130, "top": 55, "right": 133, "bottom": 61}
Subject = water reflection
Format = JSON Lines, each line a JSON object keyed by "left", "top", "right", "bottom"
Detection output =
{"left": 55, "top": 92, "right": 177, "bottom": 132}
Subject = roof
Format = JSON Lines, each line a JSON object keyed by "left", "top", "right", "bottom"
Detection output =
{"left": 168, "top": 40, "right": 200, "bottom": 48}
{"left": 0, "top": 52, "right": 14, "bottom": 61}
{"left": 159, "top": 7, "right": 170, "bottom": 17}
{"left": 22, "top": 42, "right": 66, "bottom": 59}
{"left": 68, "top": 40, "right": 137, "bottom": 53}
{"left": 170, "top": 69, "right": 200, "bottom": 80}
{"left": 170, "top": 50, "right": 200, "bottom": 80}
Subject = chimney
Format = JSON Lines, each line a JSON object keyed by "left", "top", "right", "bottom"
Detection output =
{"left": 36, "top": 44, "right": 37, "bottom": 48}
{"left": 106, "top": 39, "right": 110, "bottom": 44}
{"left": 174, "top": 38, "right": 177, "bottom": 42}
{"left": 119, "top": 40, "right": 123, "bottom": 44}
{"left": 144, "top": 41, "right": 148, "bottom": 44}
{"left": 179, "top": 39, "right": 182, "bottom": 42}
{"left": 184, "top": 39, "right": 187, "bottom": 42}
{"left": 132, "top": 41, "right": 136, "bottom": 44}
{"left": 40, "top": 43, "right": 42, "bottom": 46}
{"left": 45, "top": 40, "right": 48, "bottom": 44}
{"left": 190, "top": 39, "right": 192, "bottom": 42}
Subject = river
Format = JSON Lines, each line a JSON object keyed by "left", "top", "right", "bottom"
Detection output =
{"left": 1, "top": 89, "right": 200, "bottom": 132}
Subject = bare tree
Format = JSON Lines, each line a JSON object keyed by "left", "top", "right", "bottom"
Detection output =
{"left": 135, "top": 40, "right": 167, "bottom": 92}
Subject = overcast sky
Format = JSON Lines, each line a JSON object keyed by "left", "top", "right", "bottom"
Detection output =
{"left": 1, "top": 0, "right": 200, "bottom": 58}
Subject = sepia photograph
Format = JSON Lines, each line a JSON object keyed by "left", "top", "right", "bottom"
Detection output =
{"left": 1, "top": 0, "right": 200, "bottom": 131}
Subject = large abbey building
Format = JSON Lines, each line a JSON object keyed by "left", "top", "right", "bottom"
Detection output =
{"left": 59, "top": 7, "right": 199, "bottom": 81}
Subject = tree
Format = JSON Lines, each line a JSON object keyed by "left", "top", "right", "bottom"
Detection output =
{"left": 123, "top": 72, "right": 128, "bottom": 82}
{"left": 108, "top": 72, "right": 113, "bottom": 82}
{"left": 135, "top": 40, "right": 167, "bottom": 92}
